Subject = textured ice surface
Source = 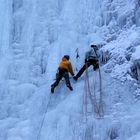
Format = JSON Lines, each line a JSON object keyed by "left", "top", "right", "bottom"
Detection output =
{"left": 0, "top": 0, "right": 140, "bottom": 140}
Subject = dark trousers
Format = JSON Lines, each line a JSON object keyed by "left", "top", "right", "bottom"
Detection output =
{"left": 51, "top": 68, "right": 71, "bottom": 89}
{"left": 75, "top": 59, "right": 99, "bottom": 79}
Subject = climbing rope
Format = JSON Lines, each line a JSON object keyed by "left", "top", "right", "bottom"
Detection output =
{"left": 92, "top": 68, "right": 104, "bottom": 117}
{"left": 37, "top": 93, "right": 52, "bottom": 140}
{"left": 98, "top": 68, "right": 104, "bottom": 117}
{"left": 83, "top": 65, "right": 104, "bottom": 118}
{"left": 83, "top": 64, "right": 95, "bottom": 121}
{"left": 83, "top": 65, "right": 88, "bottom": 122}
{"left": 86, "top": 67, "right": 99, "bottom": 114}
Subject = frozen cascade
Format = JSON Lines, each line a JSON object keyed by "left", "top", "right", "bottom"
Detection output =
{"left": 9, "top": 0, "right": 39, "bottom": 82}
{"left": 12, "top": 0, "right": 23, "bottom": 13}
{"left": 0, "top": 0, "right": 11, "bottom": 57}
{"left": 0, "top": 0, "right": 140, "bottom": 140}
{"left": 0, "top": 0, "right": 12, "bottom": 80}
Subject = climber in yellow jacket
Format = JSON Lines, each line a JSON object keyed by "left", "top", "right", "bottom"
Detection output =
{"left": 51, "top": 55, "right": 75, "bottom": 93}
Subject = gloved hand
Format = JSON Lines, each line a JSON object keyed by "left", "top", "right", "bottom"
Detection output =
{"left": 72, "top": 75, "right": 75, "bottom": 79}
{"left": 73, "top": 75, "right": 78, "bottom": 81}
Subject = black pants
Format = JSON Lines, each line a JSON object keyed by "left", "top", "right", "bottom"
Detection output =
{"left": 51, "top": 68, "right": 72, "bottom": 89}
{"left": 75, "top": 59, "right": 99, "bottom": 79}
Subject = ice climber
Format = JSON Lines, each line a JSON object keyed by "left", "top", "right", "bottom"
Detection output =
{"left": 51, "top": 55, "right": 75, "bottom": 93}
{"left": 73, "top": 44, "right": 100, "bottom": 81}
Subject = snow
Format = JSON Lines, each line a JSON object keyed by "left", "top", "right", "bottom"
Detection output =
{"left": 0, "top": 0, "right": 140, "bottom": 140}
{"left": 132, "top": 45, "right": 140, "bottom": 60}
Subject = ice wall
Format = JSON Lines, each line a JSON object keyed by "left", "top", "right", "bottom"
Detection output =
{"left": 0, "top": 0, "right": 11, "bottom": 57}
{"left": 0, "top": 0, "right": 139, "bottom": 82}
{"left": 0, "top": 0, "right": 140, "bottom": 140}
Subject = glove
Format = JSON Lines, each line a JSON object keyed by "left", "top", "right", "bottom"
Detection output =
{"left": 73, "top": 76, "right": 78, "bottom": 81}
{"left": 72, "top": 74, "right": 75, "bottom": 78}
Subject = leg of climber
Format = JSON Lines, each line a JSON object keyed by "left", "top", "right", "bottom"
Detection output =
{"left": 51, "top": 72, "right": 63, "bottom": 93}
{"left": 74, "top": 61, "right": 91, "bottom": 81}
{"left": 63, "top": 72, "right": 73, "bottom": 91}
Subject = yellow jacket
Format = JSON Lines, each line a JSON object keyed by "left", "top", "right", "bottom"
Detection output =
{"left": 59, "top": 57, "right": 74, "bottom": 76}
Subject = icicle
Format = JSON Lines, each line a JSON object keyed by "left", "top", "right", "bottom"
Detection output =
{"left": 12, "top": 0, "right": 23, "bottom": 13}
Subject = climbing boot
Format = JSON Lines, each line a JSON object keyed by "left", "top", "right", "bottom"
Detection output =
{"left": 68, "top": 86, "right": 73, "bottom": 91}
{"left": 51, "top": 86, "right": 55, "bottom": 93}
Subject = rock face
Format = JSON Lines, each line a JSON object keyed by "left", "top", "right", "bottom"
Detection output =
{"left": 130, "top": 59, "right": 140, "bottom": 81}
